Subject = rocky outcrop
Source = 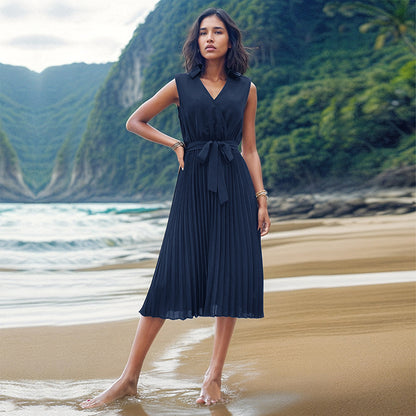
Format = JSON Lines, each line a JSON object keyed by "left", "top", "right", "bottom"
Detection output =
{"left": 61, "top": 9, "right": 156, "bottom": 201}
{"left": 119, "top": 56, "right": 143, "bottom": 109}
{"left": 36, "top": 162, "right": 69, "bottom": 201}
{"left": 369, "top": 166, "right": 415, "bottom": 188}
{"left": 268, "top": 188, "right": 415, "bottom": 219}
{"left": 0, "top": 172, "right": 34, "bottom": 202}
{"left": 0, "top": 63, "right": 112, "bottom": 198}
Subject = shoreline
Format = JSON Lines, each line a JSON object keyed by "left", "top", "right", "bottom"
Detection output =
{"left": 77, "top": 213, "right": 415, "bottom": 277}
{"left": 1, "top": 213, "right": 414, "bottom": 276}
{"left": 0, "top": 212, "right": 414, "bottom": 415}
{"left": 0, "top": 282, "right": 414, "bottom": 415}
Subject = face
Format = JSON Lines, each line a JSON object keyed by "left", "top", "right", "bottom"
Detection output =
{"left": 198, "top": 15, "right": 231, "bottom": 62}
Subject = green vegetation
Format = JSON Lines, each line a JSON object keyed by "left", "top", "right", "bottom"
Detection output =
{"left": 259, "top": 44, "right": 415, "bottom": 190}
{"left": 0, "top": 0, "right": 414, "bottom": 201}
{"left": 0, "top": 123, "right": 33, "bottom": 201}
{"left": 0, "top": 125, "right": 19, "bottom": 172}
{"left": 70, "top": 0, "right": 414, "bottom": 200}
{"left": 0, "top": 63, "right": 112, "bottom": 193}
{"left": 324, "top": 0, "right": 416, "bottom": 54}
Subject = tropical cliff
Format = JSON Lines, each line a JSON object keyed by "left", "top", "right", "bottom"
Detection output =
{"left": 0, "top": 62, "right": 112, "bottom": 200}
{"left": 0, "top": 127, "right": 33, "bottom": 201}
{"left": 0, "top": 0, "right": 414, "bottom": 202}
{"left": 63, "top": 0, "right": 416, "bottom": 201}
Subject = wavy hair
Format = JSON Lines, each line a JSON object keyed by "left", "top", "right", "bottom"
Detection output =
{"left": 182, "top": 8, "right": 249, "bottom": 75}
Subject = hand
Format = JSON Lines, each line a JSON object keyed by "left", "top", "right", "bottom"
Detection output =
{"left": 258, "top": 206, "right": 271, "bottom": 237}
{"left": 175, "top": 145, "right": 185, "bottom": 170}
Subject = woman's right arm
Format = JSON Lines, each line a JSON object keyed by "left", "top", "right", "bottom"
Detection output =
{"left": 126, "top": 79, "right": 184, "bottom": 169}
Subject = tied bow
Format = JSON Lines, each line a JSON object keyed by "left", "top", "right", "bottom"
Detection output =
{"left": 188, "top": 141, "right": 238, "bottom": 205}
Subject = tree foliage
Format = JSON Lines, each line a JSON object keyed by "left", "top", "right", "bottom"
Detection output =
{"left": 1, "top": 0, "right": 414, "bottom": 201}
{"left": 67, "top": 0, "right": 415, "bottom": 199}
{"left": 324, "top": 0, "right": 416, "bottom": 54}
{"left": 0, "top": 63, "right": 112, "bottom": 193}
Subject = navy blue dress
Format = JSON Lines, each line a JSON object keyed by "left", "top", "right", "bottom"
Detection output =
{"left": 139, "top": 67, "right": 264, "bottom": 319}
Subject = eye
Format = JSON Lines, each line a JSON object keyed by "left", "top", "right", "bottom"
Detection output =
{"left": 199, "top": 31, "right": 207, "bottom": 36}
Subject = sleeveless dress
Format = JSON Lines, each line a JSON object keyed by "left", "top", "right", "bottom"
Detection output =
{"left": 139, "top": 67, "right": 264, "bottom": 319}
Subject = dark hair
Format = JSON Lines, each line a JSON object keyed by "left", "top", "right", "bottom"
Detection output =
{"left": 182, "top": 8, "right": 249, "bottom": 75}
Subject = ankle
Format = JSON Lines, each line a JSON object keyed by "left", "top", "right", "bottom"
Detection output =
{"left": 122, "top": 365, "right": 142, "bottom": 381}
{"left": 118, "top": 374, "right": 138, "bottom": 390}
{"left": 204, "top": 369, "right": 222, "bottom": 384}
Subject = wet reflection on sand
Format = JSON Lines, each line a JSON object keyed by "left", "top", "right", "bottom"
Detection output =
{"left": 0, "top": 378, "right": 298, "bottom": 415}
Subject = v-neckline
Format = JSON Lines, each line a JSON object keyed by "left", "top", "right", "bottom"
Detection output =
{"left": 198, "top": 77, "right": 228, "bottom": 101}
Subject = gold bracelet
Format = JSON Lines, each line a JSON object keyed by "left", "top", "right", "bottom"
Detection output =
{"left": 170, "top": 141, "right": 185, "bottom": 151}
{"left": 255, "top": 189, "right": 268, "bottom": 199}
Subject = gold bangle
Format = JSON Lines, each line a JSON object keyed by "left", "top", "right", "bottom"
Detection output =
{"left": 255, "top": 189, "right": 268, "bottom": 199}
{"left": 171, "top": 141, "right": 185, "bottom": 151}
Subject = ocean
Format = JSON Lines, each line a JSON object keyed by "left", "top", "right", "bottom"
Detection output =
{"left": 0, "top": 202, "right": 169, "bottom": 328}
{"left": 1, "top": 203, "right": 414, "bottom": 328}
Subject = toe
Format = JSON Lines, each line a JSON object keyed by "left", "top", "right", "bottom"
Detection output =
{"left": 196, "top": 396, "right": 205, "bottom": 404}
{"left": 80, "top": 399, "right": 100, "bottom": 409}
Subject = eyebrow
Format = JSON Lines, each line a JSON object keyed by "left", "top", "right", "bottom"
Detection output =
{"left": 199, "top": 26, "right": 225, "bottom": 31}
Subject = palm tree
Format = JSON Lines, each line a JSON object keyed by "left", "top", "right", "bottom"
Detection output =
{"left": 324, "top": 0, "right": 416, "bottom": 55}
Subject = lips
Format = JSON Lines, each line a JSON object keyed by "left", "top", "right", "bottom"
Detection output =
{"left": 205, "top": 46, "right": 216, "bottom": 51}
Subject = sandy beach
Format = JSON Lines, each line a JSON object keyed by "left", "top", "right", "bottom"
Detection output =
{"left": 1, "top": 213, "right": 415, "bottom": 415}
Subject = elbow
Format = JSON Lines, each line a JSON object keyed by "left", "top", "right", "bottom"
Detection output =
{"left": 125, "top": 117, "right": 133, "bottom": 133}
{"left": 126, "top": 113, "right": 147, "bottom": 134}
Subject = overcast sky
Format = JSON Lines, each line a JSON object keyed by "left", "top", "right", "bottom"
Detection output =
{"left": 0, "top": 0, "right": 160, "bottom": 72}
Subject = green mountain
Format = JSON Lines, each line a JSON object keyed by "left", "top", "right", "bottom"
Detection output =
{"left": 60, "top": 0, "right": 414, "bottom": 202}
{"left": 0, "top": 125, "right": 33, "bottom": 201}
{"left": 1, "top": 0, "right": 414, "bottom": 202}
{"left": 0, "top": 62, "right": 112, "bottom": 195}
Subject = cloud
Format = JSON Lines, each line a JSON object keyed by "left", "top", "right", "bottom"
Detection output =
{"left": 124, "top": 6, "right": 150, "bottom": 25}
{"left": 9, "top": 35, "right": 68, "bottom": 50}
{"left": 44, "top": 2, "right": 80, "bottom": 19}
{"left": 0, "top": 0, "right": 159, "bottom": 71}
{"left": 0, "top": 1, "right": 30, "bottom": 18}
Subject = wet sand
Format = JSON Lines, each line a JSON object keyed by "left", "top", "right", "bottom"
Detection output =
{"left": 1, "top": 213, "right": 415, "bottom": 415}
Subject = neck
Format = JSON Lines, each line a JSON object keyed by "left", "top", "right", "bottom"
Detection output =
{"left": 202, "top": 60, "right": 227, "bottom": 80}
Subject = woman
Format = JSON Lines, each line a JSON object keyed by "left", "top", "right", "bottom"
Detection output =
{"left": 81, "top": 8, "right": 270, "bottom": 409}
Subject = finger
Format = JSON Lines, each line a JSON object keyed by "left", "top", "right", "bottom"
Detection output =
{"left": 261, "top": 220, "right": 271, "bottom": 236}
{"left": 259, "top": 221, "right": 267, "bottom": 236}
{"left": 178, "top": 155, "right": 184, "bottom": 170}
{"left": 258, "top": 214, "right": 266, "bottom": 230}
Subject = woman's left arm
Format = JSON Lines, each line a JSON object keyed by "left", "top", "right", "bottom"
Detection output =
{"left": 241, "top": 82, "right": 271, "bottom": 237}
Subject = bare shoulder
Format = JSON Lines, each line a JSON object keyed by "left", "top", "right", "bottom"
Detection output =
{"left": 246, "top": 82, "right": 257, "bottom": 109}
{"left": 249, "top": 82, "right": 257, "bottom": 96}
{"left": 153, "top": 79, "right": 179, "bottom": 106}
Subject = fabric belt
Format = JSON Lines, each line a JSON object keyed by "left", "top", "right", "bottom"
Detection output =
{"left": 186, "top": 141, "right": 239, "bottom": 205}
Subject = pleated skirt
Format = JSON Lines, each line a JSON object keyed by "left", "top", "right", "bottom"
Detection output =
{"left": 139, "top": 147, "right": 264, "bottom": 319}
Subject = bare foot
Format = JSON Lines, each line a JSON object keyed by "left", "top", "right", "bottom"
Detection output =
{"left": 196, "top": 375, "right": 222, "bottom": 406}
{"left": 80, "top": 377, "right": 137, "bottom": 409}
